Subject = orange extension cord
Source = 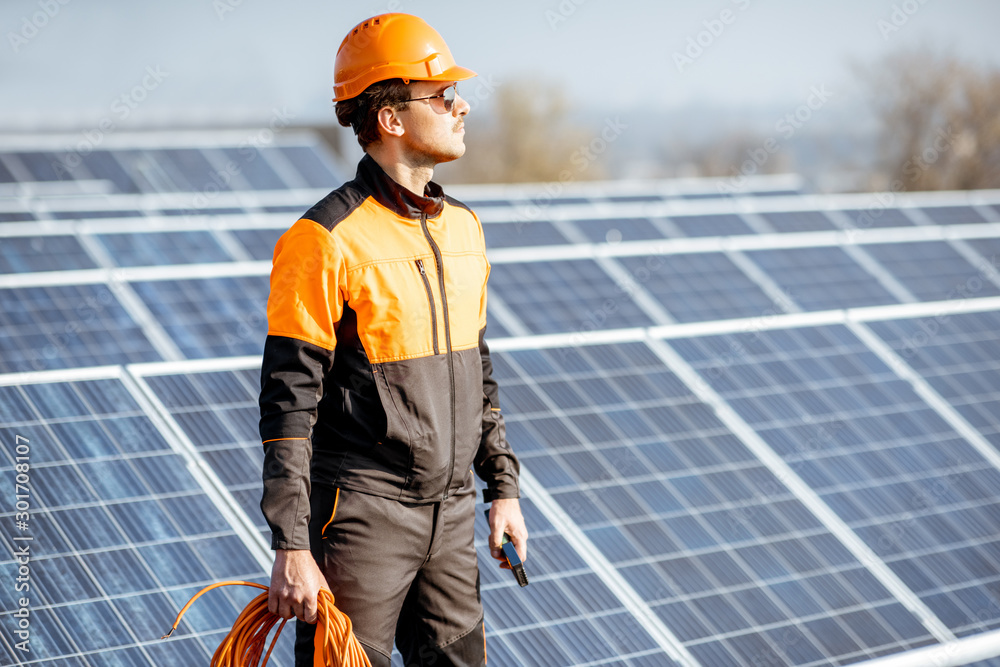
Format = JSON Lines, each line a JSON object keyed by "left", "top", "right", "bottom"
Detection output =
{"left": 161, "top": 581, "right": 372, "bottom": 667}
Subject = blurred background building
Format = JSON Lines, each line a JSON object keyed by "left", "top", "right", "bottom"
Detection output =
{"left": 2, "top": 2, "right": 1000, "bottom": 666}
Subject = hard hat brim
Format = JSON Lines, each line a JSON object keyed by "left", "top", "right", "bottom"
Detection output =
{"left": 333, "top": 65, "right": 478, "bottom": 102}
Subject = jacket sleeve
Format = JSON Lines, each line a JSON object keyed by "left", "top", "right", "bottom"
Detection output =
{"left": 472, "top": 249, "right": 520, "bottom": 502}
{"left": 258, "top": 219, "right": 346, "bottom": 550}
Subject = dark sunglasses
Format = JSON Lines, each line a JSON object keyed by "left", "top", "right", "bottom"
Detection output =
{"left": 402, "top": 84, "right": 458, "bottom": 112}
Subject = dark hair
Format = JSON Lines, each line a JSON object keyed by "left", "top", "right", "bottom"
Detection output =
{"left": 335, "top": 78, "right": 412, "bottom": 150}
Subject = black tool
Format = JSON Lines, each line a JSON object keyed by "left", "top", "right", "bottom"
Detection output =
{"left": 483, "top": 509, "right": 529, "bottom": 587}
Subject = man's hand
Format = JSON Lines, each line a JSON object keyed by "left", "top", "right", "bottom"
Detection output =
{"left": 488, "top": 497, "right": 528, "bottom": 569}
{"left": 268, "top": 549, "right": 329, "bottom": 623}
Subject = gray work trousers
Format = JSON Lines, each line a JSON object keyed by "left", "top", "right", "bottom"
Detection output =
{"left": 294, "top": 484, "right": 486, "bottom": 667}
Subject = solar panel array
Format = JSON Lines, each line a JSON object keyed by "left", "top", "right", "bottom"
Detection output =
{"left": 2, "top": 131, "right": 1000, "bottom": 666}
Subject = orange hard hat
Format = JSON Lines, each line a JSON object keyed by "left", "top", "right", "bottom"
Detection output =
{"left": 333, "top": 13, "right": 477, "bottom": 102}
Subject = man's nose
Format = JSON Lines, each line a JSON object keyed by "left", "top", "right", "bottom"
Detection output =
{"left": 453, "top": 91, "right": 470, "bottom": 117}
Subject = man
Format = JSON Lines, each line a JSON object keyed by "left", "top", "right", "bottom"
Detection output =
{"left": 258, "top": 13, "right": 527, "bottom": 667}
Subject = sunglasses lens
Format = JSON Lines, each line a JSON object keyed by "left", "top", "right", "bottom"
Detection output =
{"left": 442, "top": 85, "right": 456, "bottom": 111}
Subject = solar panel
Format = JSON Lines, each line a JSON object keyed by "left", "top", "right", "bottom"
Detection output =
{"left": 0, "top": 236, "right": 97, "bottom": 273}
{"left": 868, "top": 311, "right": 1000, "bottom": 454}
{"left": 131, "top": 276, "right": 269, "bottom": 358}
{"left": 670, "top": 214, "right": 755, "bottom": 237}
{"left": 0, "top": 136, "right": 344, "bottom": 195}
{"left": 133, "top": 364, "right": 682, "bottom": 667}
{"left": 571, "top": 217, "right": 666, "bottom": 244}
{"left": 0, "top": 374, "right": 286, "bottom": 665}
{"left": 0, "top": 284, "right": 161, "bottom": 372}
{"left": 673, "top": 325, "right": 1000, "bottom": 637}
{"left": 492, "top": 341, "right": 937, "bottom": 665}
{"left": 488, "top": 260, "right": 656, "bottom": 334}
{"left": 921, "top": 207, "right": 987, "bottom": 225}
{"left": 616, "top": 253, "right": 780, "bottom": 322}
{"left": 746, "top": 247, "right": 900, "bottom": 310}
{"left": 760, "top": 211, "right": 837, "bottom": 233}
{"left": 483, "top": 220, "right": 569, "bottom": 248}
{"left": 97, "top": 231, "right": 233, "bottom": 267}
{"left": 864, "top": 242, "right": 1000, "bottom": 302}
{"left": 4, "top": 130, "right": 1000, "bottom": 665}
{"left": 839, "top": 208, "right": 915, "bottom": 229}
{"left": 231, "top": 228, "right": 285, "bottom": 261}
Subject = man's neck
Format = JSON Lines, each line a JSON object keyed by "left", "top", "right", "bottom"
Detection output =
{"left": 366, "top": 148, "right": 434, "bottom": 198}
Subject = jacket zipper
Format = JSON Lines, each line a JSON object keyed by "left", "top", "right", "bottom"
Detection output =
{"left": 415, "top": 259, "right": 439, "bottom": 355}
{"left": 420, "top": 213, "right": 457, "bottom": 500}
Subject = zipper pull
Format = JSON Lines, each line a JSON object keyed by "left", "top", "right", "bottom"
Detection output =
{"left": 416, "top": 258, "right": 426, "bottom": 275}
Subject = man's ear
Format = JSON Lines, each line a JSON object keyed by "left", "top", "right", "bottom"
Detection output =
{"left": 377, "top": 106, "right": 405, "bottom": 139}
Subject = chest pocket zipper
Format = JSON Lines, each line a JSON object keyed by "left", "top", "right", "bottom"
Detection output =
{"left": 416, "top": 258, "right": 439, "bottom": 355}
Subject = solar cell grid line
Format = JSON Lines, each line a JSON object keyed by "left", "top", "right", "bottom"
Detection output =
{"left": 0, "top": 370, "right": 284, "bottom": 665}
{"left": 131, "top": 360, "right": 682, "bottom": 667}
{"left": 669, "top": 324, "right": 1000, "bottom": 639}
{"left": 492, "top": 342, "right": 940, "bottom": 665}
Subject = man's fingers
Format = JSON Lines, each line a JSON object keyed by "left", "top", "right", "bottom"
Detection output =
{"left": 302, "top": 595, "right": 319, "bottom": 624}
{"left": 268, "top": 589, "right": 279, "bottom": 616}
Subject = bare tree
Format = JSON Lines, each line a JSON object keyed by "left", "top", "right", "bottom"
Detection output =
{"left": 857, "top": 48, "right": 1000, "bottom": 191}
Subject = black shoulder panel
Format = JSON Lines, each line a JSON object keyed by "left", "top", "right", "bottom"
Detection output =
{"left": 443, "top": 194, "right": 474, "bottom": 215}
{"left": 302, "top": 180, "right": 370, "bottom": 231}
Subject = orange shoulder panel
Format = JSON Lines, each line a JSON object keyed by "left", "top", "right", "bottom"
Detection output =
{"left": 266, "top": 219, "right": 346, "bottom": 351}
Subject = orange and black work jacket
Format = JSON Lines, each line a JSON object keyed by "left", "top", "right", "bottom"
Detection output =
{"left": 258, "top": 154, "right": 520, "bottom": 551}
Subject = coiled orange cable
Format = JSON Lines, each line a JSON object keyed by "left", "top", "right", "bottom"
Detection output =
{"left": 161, "top": 580, "right": 372, "bottom": 667}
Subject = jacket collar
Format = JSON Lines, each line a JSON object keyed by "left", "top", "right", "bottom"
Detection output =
{"left": 355, "top": 153, "right": 445, "bottom": 219}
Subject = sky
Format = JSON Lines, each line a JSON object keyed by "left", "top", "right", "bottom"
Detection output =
{"left": 2, "top": 0, "right": 1000, "bottom": 133}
